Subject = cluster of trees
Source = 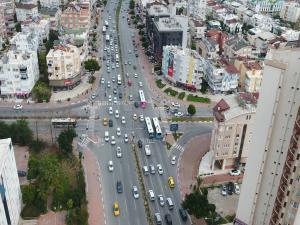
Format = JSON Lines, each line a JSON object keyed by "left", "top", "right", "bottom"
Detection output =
{"left": 84, "top": 59, "right": 101, "bottom": 73}
{"left": 129, "top": 0, "right": 135, "bottom": 10}
{"left": 57, "top": 128, "right": 77, "bottom": 155}
{"left": 32, "top": 80, "right": 51, "bottom": 103}
{"left": 187, "top": 104, "right": 196, "bottom": 116}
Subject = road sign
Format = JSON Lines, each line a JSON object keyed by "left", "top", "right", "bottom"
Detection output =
{"left": 170, "top": 123, "right": 178, "bottom": 132}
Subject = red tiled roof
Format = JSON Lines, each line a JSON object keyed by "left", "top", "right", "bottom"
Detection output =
{"left": 243, "top": 61, "right": 262, "bottom": 70}
{"left": 225, "top": 64, "right": 239, "bottom": 74}
{"left": 225, "top": 19, "right": 237, "bottom": 24}
{"left": 16, "top": 3, "right": 37, "bottom": 10}
{"left": 206, "top": 29, "right": 219, "bottom": 37}
{"left": 213, "top": 99, "right": 230, "bottom": 112}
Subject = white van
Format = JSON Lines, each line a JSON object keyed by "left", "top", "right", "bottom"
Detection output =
{"left": 145, "top": 145, "right": 151, "bottom": 156}
{"left": 166, "top": 197, "right": 174, "bottom": 210}
{"left": 148, "top": 190, "right": 155, "bottom": 201}
{"left": 143, "top": 166, "right": 149, "bottom": 175}
{"left": 105, "top": 131, "right": 109, "bottom": 142}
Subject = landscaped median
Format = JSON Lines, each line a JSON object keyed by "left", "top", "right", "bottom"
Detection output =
{"left": 164, "top": 87, "right": 178, "bottom": 97}
{"left": 187, "top": 94, "right": 210, "bottom": 103}
{"left": 169, "top": 117, "right": 214, "bottom": 123}
{"left": 155, "top": 79, "right": 166, "bottom": 89}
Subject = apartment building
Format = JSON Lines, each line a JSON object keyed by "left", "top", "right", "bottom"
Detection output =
{"left": 210, "top": 92, "right": 257, "bottom": 170}
{"left": 162, "top": 46, "right": 204, "bottom": 91}
{"left": 40, "top": 7, "right": 61, "bottom": 30}
{"left": 0, "top": 0, "right": 15, "bottom": 35}
{"left": 0, "top": 138, "right": 22, "bottom": 225}
{"left": 152, "top": 17, "right": 183, "bottom": 62}
{"left": 198, "top": 37, "right": 220, "bottom": 60}
{"left": 21, "top": 19, "right": 50, "bottom": 46}
{"left": 60, "top": 1, "right": 90, "bottom": 34}
{"left": 0, "top": 6, "right": 6, "bottom": 38}
{"left": 10, "top": 31, "right": 39, "bottom": 52}
{"left": 203, "top": 60, "right": 239, "bottom": 93}
{"left": 234, "top": 59, "right": 263, "bottom": 93}
{"left": 280, "top": 2, "right": 300, "bottom": 23}
{"left": 235, "top": 47, "right": 300, "bottom": 225}
{"left": 40, "top": 0, "right": 60, "bottom": 9}
{"left": 187, "top": 0, "right": 207, "bottom": 20}
{"left": 224, "top": 37, "right": 255, "bottom": 59}
{"left": 253, "top": 0, "right": 284, "bottom": 13}
{"left": 15, "top": 3, "right": 38, "bottom": 22}
{"left": 46, "top": 44, "right": 81, "bottom": 88}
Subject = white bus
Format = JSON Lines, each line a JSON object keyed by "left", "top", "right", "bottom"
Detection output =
{"left": 152, "top": 117, "right": 162, "bottom": 139}
{"left": 51, "top": 118, "right": 77, "bottom": 128}
{"left": 115, "top": 54, "right": 119, "bottom": 62}
{"left": 145, "top": 117, "right": 154, "bottom": 138}
{"left": 117, "top": 74, "right": 121, "bottom": 85}
{"left": 106, "top": 34, "right": 110, "bottom": 42}
{"left": 104, "top": 20, "right": 109, "bottom": 27}
{"left": 139, "top": 90, "right": 146, "bottom": 108}
{"left": 102, "top": 26, "right": 106, "bottom": 33}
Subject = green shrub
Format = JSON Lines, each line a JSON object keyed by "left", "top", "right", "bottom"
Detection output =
{"left": 164, "top": 87, "right": 178, "bottom": 97}
{"left": 187, "top": 94, "right": 210, "bottom": 103}
{"left": 155, "top": 79, "right": 166, "bottom": 89}
{"left": 178, "top": 92, "right": 185, "bottom": 100}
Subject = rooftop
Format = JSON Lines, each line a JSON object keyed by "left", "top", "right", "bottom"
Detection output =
{"left": 213, "top": 93, "right": 258, "bottom": 122}
{"left": 39, "top": 7, "right": 60, "bottom": 16}
{"left": 155, "top": 17, "right": 182, "bottom": 32}
{"left": 243, "top": 61, "right": 262, "bottom": 70}
{"left": 226, "top": 37, "right": 249, "bottom": 51}
{"left": 16, "top": 3, "right": 37, "bottom": 9}
{"left": 147, "top": 4, "right": 170, "bottom": 16}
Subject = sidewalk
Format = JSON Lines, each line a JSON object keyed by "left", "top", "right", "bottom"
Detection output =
{"left": 82, "top": 148, "right": 105, "bottom": 225}
{"left": 134, "top": 31, "right": 218, "bottom": 108}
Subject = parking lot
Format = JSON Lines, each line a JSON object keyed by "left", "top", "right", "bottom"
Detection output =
{"left": 207, "top": 183, "right": 241, "bottom": 217}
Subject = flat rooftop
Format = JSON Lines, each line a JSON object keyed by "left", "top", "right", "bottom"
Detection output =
{"left": 148, "top": 4, "right": 170, "bottom": 16}
{"left": 155, "top": 17, "right": 182, "bottom": 32}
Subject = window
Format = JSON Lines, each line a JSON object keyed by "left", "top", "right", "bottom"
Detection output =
{"left": 292, "top": 201, "right": 299, "bottom": 209}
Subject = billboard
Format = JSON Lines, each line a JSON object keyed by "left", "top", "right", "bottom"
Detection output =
{"left": 167, "top": 51, "right": 174, "bottom": 77}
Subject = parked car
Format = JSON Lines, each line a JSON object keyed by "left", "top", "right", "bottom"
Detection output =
{"left": 221, "top": 184, "right": 227, "bottom": 196}
{"left": 229, "top": 169, "right": 241, "bottom": 176}
{"left": 13, "top": 104, "right": 23, "bottom": 110}
{"left": 171, "top": 155, "right": 176, "bottom": 165}
{"left": 18, "top": 170, "right": 27, "bottom": 177}
{"left": 138, "top": 140, "right": 143, "bottom": 148}
{"left": 227, "top": 182, "right": 234, "bottom": 195}
{"left": 234, "top": 183, "right": 240, "bottom": 194}
{"left": 178, "top": 208, "right": 188, "bottom": 221}
{"left": 157, "top": 195, "right": 164, "bottom": 206}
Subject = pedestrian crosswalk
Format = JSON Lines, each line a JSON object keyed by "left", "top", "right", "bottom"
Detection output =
{"left": 98, "top": 137, "right": 156, "bottom": 144}
{"left": 95, "top": 101, "right": 133, "bottom": 107}
{"left": 171, "top": 143, "right": 184, "bottom": 152}
{"left": 79, "top": 137, "right": 90, "bottom": 147}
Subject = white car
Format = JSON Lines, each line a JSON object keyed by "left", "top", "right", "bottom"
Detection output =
{"left": 139, "top": 114, "right": 144, "bottom": 122}
{"left": 116, "top": 147, "right": 122, "bottom": 158}
{"left": 157, "top": 195, "right": 164, "bottom": 206}
{"left": 113, "top": 97, "right": 117, "bottom": 104}
{"left": 134, "top": 73, "right": 138, "bottom": 78}
{"left": 124, "top": 133, "right": 128, "bottom": 143}
{"left": 108, "top": 161, "right": 114, "bottom": 172}
{"left": 121, "top": 116, "right": 126, "bottom": 124}
{"left": 171, "top": 155, "right": 176, "bottom": 165}
{"left": 229, "top": 169, "right": 241, "bottom": 176}
{"left": 171, "top": 102, "right": 180, "bottom": 108}
{"left": 116, "top": 127, "right": 121, "bottom": 136}
{"left": 125, "top": 61, "right": 127, "bottom": 65}
{"left": 145, "top": 145, "right": 151, "bottom": 156}
{"left": 13, "top": 104, "right": 23, "bottom": 110}
{"left": 111, "top": 136, "right": 116, "bottom": 145}
{"left": 139, "top": 82, "right": 143, "bottom": 87}
{"left": 148, "top": 190, "right": 155, "bottom": 201}
{"left": 132, "top": 186, "right": 139, "bottom": 199}
{"left": 157, "top": 164, "right": 163, "bottom": 175}
{"left": 175, "top": 112, "right": 183, "bottom": 117}
{"left": 107, "top": 81, "right": 111, "bottom": 88}
{"left": 129, "top": 95, "right": 133, "bottom": 101}
{"left": 116, "top": 63, "right": 119, "bottom": 68}
{"left": 234, "top": 183, "right": 240, "bottom": 194}
{"left": 101, "top": 78, "right": 105, "bottom": 84}
{"left": 109, "top": 107, "right": 113, "bottom": 115}
{"left": 133, "top": 114, "right": 138, "bottom": 120}
{"left": 108, "top": 95, "right": 112, "bottom": 102}
{"left": 149, "top": 165, "right": 155, "bottom": 174}
{"left": 115, "top": 110, "right": 119, "bottom": 118}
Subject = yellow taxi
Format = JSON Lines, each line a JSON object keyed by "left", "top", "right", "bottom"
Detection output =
{"left": 168, "top": 176, "right": 175, "bottom": 188}
{"left": 113, "top": 202, "right": 120, "bottom": 216}
{"left": 103, "top": 117, "right": 108, "bottom": 126}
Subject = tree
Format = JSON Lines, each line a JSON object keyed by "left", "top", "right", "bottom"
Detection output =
{"left": 191, "top": 40, "right": 196, "bottom": 50}
{"left": 15, "top": 22, "right": 21, "bottom": 32}
{"left": 45, "top": 30, "right": 59, "bottom": 53}
{"left": 38, "top": 53, "right": 49, "bottom": 83}
{"left": 129, "top": 0, "right": 135, "bottom": 9}
{"left": 84, "top": 59, "right": 100, "bottom": 72}
{"left": 57, "top": 129, "right": 77, "bottom": 155}
{"left": 187, "top": 104, "right": 196, "bottom": 116}
{"left": 10, "top": 120, "right": 33, "bottom": 145}
{"left": 32, "top": 80, "right": 51, "bottom": 103}
{"left": 0, "top": 121, "right": 11, "bottom": 139}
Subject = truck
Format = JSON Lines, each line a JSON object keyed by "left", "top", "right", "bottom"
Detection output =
{"left": 144, "top": 145, "right": 151, "bottom": 156}
{"left": 106, "top": 34, "right": 110, "bottom": 42}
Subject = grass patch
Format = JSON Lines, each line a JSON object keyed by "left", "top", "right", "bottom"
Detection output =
{"left": 187, "top": 94, "right": 210, "bottom": 103}
{"left": 166, "top": 142, "right": 172, "bottom": 150}
{"left": 178, "top": 92, "right": 186, "bottom": 100}
{"left": 170, "top": 117, "right": 214, "bottom": 122}
{"left": 155, "top": 79, "right": 166, "bottom": 89}
{"left": 173, "top": 132, "right": 183, "bottom": 141}
{"left": 164, "top": 87, "right": 178, "bottom": 97}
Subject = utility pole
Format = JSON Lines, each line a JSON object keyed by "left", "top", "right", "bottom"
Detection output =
{"left": 35, "top": 120, "right": 39, "bottom": 141}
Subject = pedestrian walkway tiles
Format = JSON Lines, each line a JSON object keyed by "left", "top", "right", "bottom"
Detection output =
{"left": 171, "top": 143, "right": 184, "bottom": 152}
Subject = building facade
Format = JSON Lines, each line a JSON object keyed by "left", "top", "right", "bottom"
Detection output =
{"left": 253, "top": 0, "right": 284, "bottom": 13}
{"left": 0, "top": 0, "right": 15, "bottom": 35}
{"left": 162, "top": 46, "right": 204, "bottom": 91}
{"left": 0, "top": 49, "right": 39, "bottom": 98}
{"left": 15, "top": 3, "right": 38, "bottom": 22}
{"left": 0, "top": 6, "right": 6, "bottom": 38}
{"left": 187, "top": 0, "right": 207, "bottom": 21}
{"left": 10, "top": 31, "right": 39, "bottom": 52}
{"left": 60, "top": 2, "right": 90, "bottom": 34}
{"left": 152, "top": 17, "right": 183, "bottom": 62}
{"left": 210, "top": 93, "right": 257, "bottom": 170}
{"left": 280, "top": 1, "right": 300, "bottom": 23}
{"left": 235, "top": 47, "right": 300, "bottom": 225}
{"left": 46, "top": 44, "right": 81, "bottom": 88}
{"left": 0, "top": 138, "right": 22, "bottom": 225}
{"left": 40, "top": 0, "right": 60, "bottom": 9}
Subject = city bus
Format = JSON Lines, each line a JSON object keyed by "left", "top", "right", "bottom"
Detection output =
{"left": 117, "top": 74, "right": 121, "bottom": 85}
{"left": 102, "top": 26, "right": 106, "bottom": 33}
{"left": 51, "top": 118, "right": 77, "bottom": 128}
{"left": 104, "top": 20, "right": 109, "bottom": 27}
{"left": 106, "top": 34, "right": 110, "bottom": 42}
{"left": 138, "top": 90, "right": 147, "bottom": 108}
{"left": 145, "top": 117, "right": 154, "bottom": 138}
{"left": 152, "top": 117, "right": 162, "bottom": 139}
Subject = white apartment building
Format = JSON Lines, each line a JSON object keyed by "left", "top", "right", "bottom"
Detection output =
{"left": 235, "top": 47, "right": 300, "bottom": 225}
{"left": 0, "top": 0, "right": 15, "bottom": 35}
{"left": 47, "top": 44, "right": 81, "bottom": 88}
{"left": 254, "top": 0, "right": 284, "bottom": 13}
{"left": 21, "top": 19, "right": 50, "bottom": 45}
{"left": 0, "top": 6, "right": 6, "bottom": 38}
{"left": 40, "top": 0, "right": 60, "bottom": 9}
{"left": 188, "top": 0, "right": 207, "bottom": 20}
{"left": 10, "top": 31, "right": 39, "bottom": 52}
{"left": 15, "top": 3, "right": 38, "bottom": 22}
{"left": 0, "top": 138, "right": 21, "bottom": 225}
{"left": 280, "top": 1, "right": 300, "bottom": 23}
{"left": 0, "top": 49, "right": 39, "bottom": 98}
{"left": 162, "top": 46, "right": 204, "bottom": 91}
{"left": 210, "top": 93, "right": 257, "bottom": 171}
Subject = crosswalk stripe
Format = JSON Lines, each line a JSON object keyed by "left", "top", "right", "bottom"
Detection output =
{"left": 171, "top": 143, "right": 184, "bottom": 152}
